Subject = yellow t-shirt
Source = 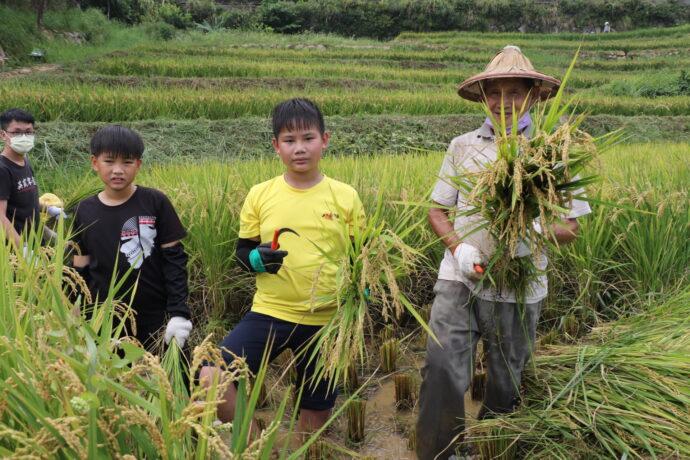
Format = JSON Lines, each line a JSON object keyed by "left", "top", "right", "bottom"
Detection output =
{"left": 239, "top": 175, "right": 364, "bottom": 325}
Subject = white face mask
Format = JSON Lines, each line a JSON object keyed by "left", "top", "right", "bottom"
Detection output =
{"left": 9, "top": 134, "right": 35, "bottom": 155}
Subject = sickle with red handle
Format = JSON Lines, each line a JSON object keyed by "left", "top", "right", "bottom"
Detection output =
{"left": 474, "top": 264, "right": 484, "bottom": 274}
{"left": 271, "top": 228, "right": 300, "bottom": 250}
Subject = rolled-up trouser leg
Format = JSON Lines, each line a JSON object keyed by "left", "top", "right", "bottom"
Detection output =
{"left": 416, "top": 280, "right": 480, "bottom": 460}
{"left": 476, "top": 298, "right": 542, "bottom": 418}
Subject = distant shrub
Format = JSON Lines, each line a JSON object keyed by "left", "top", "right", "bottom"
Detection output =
{"left": 255, "top": 0, "right": 690, "bottom": 38}
{"left": 220, "top": 9, "right": 262, "bottom": 30}
{"left": 143, "top": 21, "right": 176, "bottom": 41}
{"left": 158, "top": 3, "right": 192, "bottom": 29}
{"left": 258, "top": 2, "right": 306, "bottom": 34}
{"left": 185, "top": 0, "right": 221, "bottom": 24}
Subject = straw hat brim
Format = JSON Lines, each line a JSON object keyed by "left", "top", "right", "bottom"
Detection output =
{"left": 457, "top": 71, "right": 561, "bottom": 102}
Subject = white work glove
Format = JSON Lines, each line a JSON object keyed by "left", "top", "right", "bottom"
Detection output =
{"left": 453, "top": 243, "right": 485, "bottom": 281}
{"left": 164, "top": 316, "right": 193, "bottom": 348}
{"left": 22, "top": 244, "right": 33, "bottom": 259}
{"left": 46, "top": 205, "right": 67, "bottom": 219}
{"left": 21, "top": 244, "right": 39, "bottom": 267}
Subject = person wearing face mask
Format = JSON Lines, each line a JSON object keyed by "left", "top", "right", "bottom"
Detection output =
{"left": 0, "top": 108, "right": 65, "bottom": 253}
{"left": 0, "top": 108, "right": 42, "bottom": 249}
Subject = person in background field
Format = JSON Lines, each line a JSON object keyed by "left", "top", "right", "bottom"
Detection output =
{"left": 0, "top": 108, "right": 65, "bottom": 251}
{"left": 199, "top": 98, "right": 365, "bottom": 435}
{"left": 415, "top": 46, "right": 591, "bottom": 460}
{"left": 603, "top": 21, "right": 611, "bottom": 33}
{"left": 71, "top": 125, "right": 192, "bottom": 352}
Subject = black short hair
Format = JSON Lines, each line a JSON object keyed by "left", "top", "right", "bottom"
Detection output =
{"left": 90, "top": 125, "right": 145, "bottom": 159}
{"left": 0, "top": 108, "right": 35, "bottom": 131}
{"left": 271, "top": 98, "right": 325, "bottom": 138}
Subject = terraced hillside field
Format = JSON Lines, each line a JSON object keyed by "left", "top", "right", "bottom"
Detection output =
{"left": 1, "top": 25, "right": 690, "bottom": 162}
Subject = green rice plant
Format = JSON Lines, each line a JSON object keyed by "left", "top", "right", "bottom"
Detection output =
{"left": 148, "top": 164, "right": 247, "bottom": 319}
{"left": 469, "top": 286, "right": 690, "bottom": 459}
{"left": 395, "top": 26, "right": 690, "bottom": 51}
{"left": 547, "top": 142, "right": 689, "bottom": 328}
{"left": 304, "top": 191, "right": 433, "bottom": 389}
{"left": 90, "top": 54, "right": 474, "bottom": 84}
{"left": 0, "top": 228, "right": 226, "bottom": 458}
{"left": 0, "top": 228, "right": 334, "bottom": 459}
{"left": 0, "top": 79, "right": 483, "bottom": 121}
{"left": 475, "top": 426, "right": 517, "bottom": 460}
{"left": 4, "top": 73, "right": 690, "bottom": 122}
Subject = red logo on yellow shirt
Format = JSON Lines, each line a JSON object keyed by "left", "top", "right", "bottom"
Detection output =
{"left": 322, "top": 212, "right": 340, "bottom": 221}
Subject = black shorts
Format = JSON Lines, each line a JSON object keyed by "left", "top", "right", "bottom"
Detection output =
{"left": 219, "top": 311, "right": 337, "bottom": 411}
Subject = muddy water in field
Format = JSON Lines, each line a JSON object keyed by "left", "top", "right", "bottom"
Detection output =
{"left": 254, "top": 346, "right": 484, "bottom": 458}
{"left": 358, "top": 379, "right": 415, "bottom": 459}
{"left": 354, "top": 379, "right": 482, "bottom": 459}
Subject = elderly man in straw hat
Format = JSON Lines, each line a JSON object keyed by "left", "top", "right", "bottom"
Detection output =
{"left": 416, "top": 46, "right": 591, "bottom": 459}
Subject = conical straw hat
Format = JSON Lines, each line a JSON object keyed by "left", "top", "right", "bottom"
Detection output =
{"left": 457, "top": 45, "right": 561, "bottom": 102}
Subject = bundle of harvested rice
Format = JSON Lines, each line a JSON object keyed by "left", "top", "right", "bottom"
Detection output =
{"left": 306, "top": 196, "right": 431, "bottom": 389}
{"left": 469, "top": 287, "right": 690, "bottom": 458}
{"left": 454, "top": 52, "right": 619, "bottom": 301}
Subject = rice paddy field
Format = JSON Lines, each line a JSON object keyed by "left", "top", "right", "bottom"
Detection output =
{"left": 1, "top": 23, "right": 689, "bottom": 459}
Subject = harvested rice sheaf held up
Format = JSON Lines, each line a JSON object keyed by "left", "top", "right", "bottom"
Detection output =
{"left": 458, "top": 52, "right": 619, "bottom": 301}
{"left": 307, "top": 203, "right": 432, "bottom": 389}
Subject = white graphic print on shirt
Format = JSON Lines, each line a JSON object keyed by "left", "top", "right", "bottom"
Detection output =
{"left": 120, "top": 216, "right": 157, "bottom": 269}
{"left": 17, "top": 176, "right": 37, "bottom": 192}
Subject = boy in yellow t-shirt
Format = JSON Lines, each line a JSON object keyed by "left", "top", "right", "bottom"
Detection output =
{"left": 200, "top": 98, "right": 364, "bottom": 432}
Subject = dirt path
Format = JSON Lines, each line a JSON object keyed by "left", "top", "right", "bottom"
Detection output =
{"left": 0, "top": 63, "right": 61, "bottom": 79}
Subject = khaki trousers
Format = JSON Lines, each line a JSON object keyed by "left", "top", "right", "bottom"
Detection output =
{"left": 416, "top": 280, "right": 542, "bottom": 460}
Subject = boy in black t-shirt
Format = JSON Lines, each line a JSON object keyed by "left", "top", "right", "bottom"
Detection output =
{"left": 72, "top": 125, "right": 192, "bottom": 351}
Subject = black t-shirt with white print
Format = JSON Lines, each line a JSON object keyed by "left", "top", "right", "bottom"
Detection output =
{"left": 0, "top": 155, "right": 40, "bottom": 234}
{"left": 73, "top": 186, "right": 187, "bottom": 324}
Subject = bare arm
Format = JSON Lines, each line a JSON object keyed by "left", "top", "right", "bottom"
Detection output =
{"left": 0, "top": 200, "right": 21, "bottom": 248}
{"left": 429, "top": 204, "right": 461, "bottom": 253}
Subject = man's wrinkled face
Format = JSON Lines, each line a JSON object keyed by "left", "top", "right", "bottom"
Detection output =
{"left": 483, "top": 78, "right": 534, "bottom": 122}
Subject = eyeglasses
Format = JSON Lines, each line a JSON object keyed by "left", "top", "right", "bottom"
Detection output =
{"left": 3, "top": 130, "right": 36, "bottom": 137}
